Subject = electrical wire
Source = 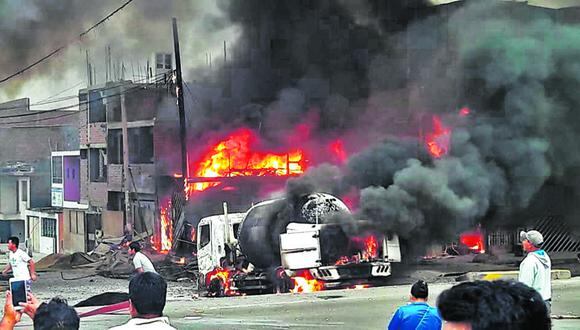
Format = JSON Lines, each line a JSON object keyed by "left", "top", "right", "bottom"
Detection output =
{"left": 0, "top": 71, "right": 170, "bottom": 112}
{"left": 0, "top": 0, "right": 135, "bottom": 85}
{"left": 36, "top": 81, "right": 85, "bottom": 103}
{"left": 0, "top": 74, "right": 170, "bottom": 119}
{"left": 0, "top": 82, "right": 168, "bottom": 126}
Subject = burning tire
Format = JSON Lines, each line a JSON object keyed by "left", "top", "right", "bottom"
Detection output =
{"left": 208, "top": 277, "right": 225, "bottom": 297}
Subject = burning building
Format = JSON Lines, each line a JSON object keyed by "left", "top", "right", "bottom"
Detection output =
{"left": 143, "top": 0, "right": 580, "bottom": 264}
{"left": 0, "top": 0, "right": 573, "bottom": 259}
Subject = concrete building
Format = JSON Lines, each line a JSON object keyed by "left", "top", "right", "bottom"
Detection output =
{"left": 50, "top": 151, "right": 88, "bottom": 253}
{"left": 0, "top": 98, "right": 80, "bottom": 253}
{"left": 51, "top": 74, "right": 178, "bottom": 252}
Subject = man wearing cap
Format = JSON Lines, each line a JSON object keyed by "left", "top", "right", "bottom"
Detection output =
{"left": 519, "top": 230, "right": 551, "bottom": 314}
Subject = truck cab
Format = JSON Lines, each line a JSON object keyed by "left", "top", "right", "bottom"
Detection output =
{"left": 280, "top": 223, "right": 401, "bottom": 288}
{"left": 197, "top": 213, "right": 245, "bottom": 276}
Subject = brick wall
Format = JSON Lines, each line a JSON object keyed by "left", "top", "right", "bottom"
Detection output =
{"left": 80, "top": 159, "right": 89, "bottom": 203}
{"left": 87, "top": 123, "right": 107, "bottom": 145}
{"left": 79, "top": 111, "right": 88, "bottom": 145}
{"left": 107, "top": 164, "right": 123, "bottom": 191}
{"left": 107, "top": 164, "right": 155, "bottom": 194}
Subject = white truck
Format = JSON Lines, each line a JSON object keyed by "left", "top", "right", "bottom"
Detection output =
{"left": 197, "top": 193, "right": 401, "bottom": 295}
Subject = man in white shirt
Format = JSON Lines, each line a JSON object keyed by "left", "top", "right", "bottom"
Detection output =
{"left": 109, "top": 272, "right": 175, "bottom": 329}
{"left": 519, "top": 230, "right": 551, "bottom": 314}
{"left": 2, "top": 236, "right": 37, "bottom": 281}
{"left": 128, "top": 242, "right": 157, "bottom": 273}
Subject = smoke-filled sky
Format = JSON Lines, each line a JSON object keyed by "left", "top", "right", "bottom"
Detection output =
{"left": 0, "top": 0, "right": 238, "bottom": 105}
{"left": 275, "top": 1, "right": 580, "bottom": 247}
{"left": 3, "top": 0, "right": 580, "bottom": 248}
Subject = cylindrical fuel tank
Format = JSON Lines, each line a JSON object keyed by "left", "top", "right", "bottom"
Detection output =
{"left": 237, "top": 193, "right": 351, "bottom": 269}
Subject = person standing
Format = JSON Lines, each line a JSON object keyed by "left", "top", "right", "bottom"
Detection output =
{"left": 128, "top": 242, "right": 157, "bottom": 274}
{"left": 2, "top": 236, "right": 37, "bottom": 282}
{"left": 387, "top": 280, "right": 441, "bottom": 330}
{"left": 519, "top": 230, "right": 551, "bottom": 314}
{"left": 109, "top": 272, "right": 176, "bottom": 329}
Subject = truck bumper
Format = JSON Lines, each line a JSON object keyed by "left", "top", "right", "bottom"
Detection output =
{"left": 231, "top": 272, "right": 273, "bottom": 294}
{"left": 310, "top": 262, "right": 391, "bottom": 282}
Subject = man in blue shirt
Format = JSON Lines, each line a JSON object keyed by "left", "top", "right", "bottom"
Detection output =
{"left": 388, "top": 280, "right": 442, "bottom": 330}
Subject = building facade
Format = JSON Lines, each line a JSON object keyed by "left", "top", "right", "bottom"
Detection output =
{"left": 51, "top": 74, "right": 177, "bottom": 252}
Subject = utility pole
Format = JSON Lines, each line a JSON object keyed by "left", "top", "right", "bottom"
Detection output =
{"left": 121, "top": 85, "right": 133, "bottom": 229}
{"left": 172, "top": 17, "right": 188, "bottom": 181}
{"left": 171, "top": 18, "right": 189, "bottom": 252}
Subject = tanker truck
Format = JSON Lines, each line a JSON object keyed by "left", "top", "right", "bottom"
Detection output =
{"left": 196, "top": 193, "right": 401, "bottom": 295}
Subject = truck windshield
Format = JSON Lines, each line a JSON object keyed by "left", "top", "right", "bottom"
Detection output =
{"left": 233, "top": 223, "right": 240, "bottom": 239}
{"left": 199, "top": 224, "right": 210, "bottom": 248}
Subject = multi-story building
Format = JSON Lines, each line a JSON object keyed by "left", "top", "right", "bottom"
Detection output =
{"left": 0, "top": 98, "right": 80, "bottom": 254}
{"left": 52, "top": 58, "right": 178, "bottom": 252}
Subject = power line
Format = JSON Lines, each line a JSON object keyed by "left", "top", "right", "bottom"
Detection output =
{"left": 0, "top": 76, "right": 171, "bottom": 126}
{"left": 0, "top": 71, "right": 170, "bottom": 112}
{"left": 36, "top": 81, "right": 85, "bottom": 103}
{"left": 0, "top": 83, "right": 153, "bottom": 122}
{"left": 0, "top": 111, "right": 82, "bottom": 127}
{"left": 29, "top": 71, "right": 168, "bottom": 108}
{"left": 0, "top": 0, "right": 135, "bottom": 85}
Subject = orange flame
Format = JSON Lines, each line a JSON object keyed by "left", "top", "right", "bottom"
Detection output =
{"left": 206, "top": 267, "right": 237, "bottom": 296}
{"left": 425, "top": 116, "right": 451, "bottom": 158}
{"left": 329, "top": 139, "right": 348, "bottom": 163}
{"left": 364, "top": 235, "right": 378, "bottom": 260}
{"left": 186, "top": 128, "right": 307, "bottom": 195}
{"left": 291, "top": 270, "right": 324, "bottom": 293}
{"left": 150, "top": 201, "right": 173, "bottom": 253}
{"left": 336, "top": 234, "right": 380, "bottom": 265}
{"left": 154, "top": 128, "right": 309, "bottom": 252}
{"left": 190, "top": 226, "right": 196, "bottom": 242}
{"left": 460, "top": 230, "right": 485, "bottom": 254}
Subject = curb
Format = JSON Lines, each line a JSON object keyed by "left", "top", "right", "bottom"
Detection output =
{"left": 456, "top": 269, "right": 572, "bottom": 282}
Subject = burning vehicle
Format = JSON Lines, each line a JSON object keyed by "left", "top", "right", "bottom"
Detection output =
{"left": 197, "top": 193, "right": 401, "bottom": 296}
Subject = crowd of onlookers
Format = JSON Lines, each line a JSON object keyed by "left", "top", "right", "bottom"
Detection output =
{"left": 388, "top": 279, "right": 551, "bottom": 330}
{"left": 0, "top": 229, "right": 562, "bottom": 329}
{"left": 0, "top": 271, "right": 175, "bottom": 330}
{"left": 387, "top": 229, "right": 554, "bottom": 330}
{"left": 0, "top": 236, "right": 174, "bottom": 330}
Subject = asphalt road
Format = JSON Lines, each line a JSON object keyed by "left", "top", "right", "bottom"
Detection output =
{"left": 76, "top": 277, "right": 579, "bottom": 329}
{"left": 2, "top": 269, "right": 579, "bottom": 329}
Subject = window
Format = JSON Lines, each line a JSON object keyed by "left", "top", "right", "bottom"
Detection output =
{"left": 52, "top": 156, "right": 63, "bottom": 184}
{"left": 88, "top": 90, "right": 106, "bottom": 123}
{"left": 199, "top": 224, "right": 210, "bottom": 248}
{"left": 128, "top": 127, "right": 154, "bottom": 163}
{"left": 107, "top": 192, "right": 124, "bottom": 211}
{"left": 41, "top": 218, "right": 56, "bottom": 238}
{"left": 156, "top": 54, "right": 164, "bottom": 69}
{"left": 89, "top": 149, "right": 107, "bottom": 182}
{"left": 107, "top": 94, "right": 121, "bottom": 122}
{"left": 233, "top": 223, "right": 240, "bottom": 239}
{"left": 107, "top": 130, "right": 123, "bottom": 164}
{"left": 164, "top": 54, "right": 172, "bottom": 69}
{"left": 20, "top": 181, "right": 28, "bottom": 202}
